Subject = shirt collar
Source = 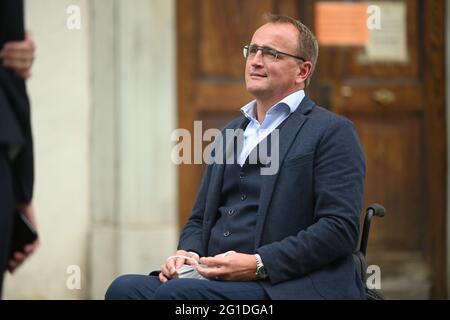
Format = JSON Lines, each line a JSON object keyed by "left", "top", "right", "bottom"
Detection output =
{"left": 240, "top": 90, "right": 305, "bottom": 122}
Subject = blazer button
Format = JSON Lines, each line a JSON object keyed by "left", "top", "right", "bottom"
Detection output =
{"left": 223, "top": 231, "right": 230, "bottom": 237}
{"left": 239, "top": 171, "right": 245, "bottom": 178}
{"left": 241, "top": 194, "right": 247, "bottom": 201}
{"left": 228, "top": 209, "right": 235, "bottom": 215}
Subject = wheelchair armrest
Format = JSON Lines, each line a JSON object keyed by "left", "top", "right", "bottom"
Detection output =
{"left": 359, "top": 203, "right": 386, "bottom": 256}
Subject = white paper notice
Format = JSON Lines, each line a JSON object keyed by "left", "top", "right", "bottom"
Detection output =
{"left": 364, "top": 1, "right": 408, "bottom": 63}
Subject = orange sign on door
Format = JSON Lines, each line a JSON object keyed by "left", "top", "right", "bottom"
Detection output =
{"left": 315, "top": 2, "right": 368, "bottom": 46}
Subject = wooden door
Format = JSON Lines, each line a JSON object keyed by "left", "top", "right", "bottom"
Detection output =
{"left": 177, "top": 0, "right": 446, "bottom": 298}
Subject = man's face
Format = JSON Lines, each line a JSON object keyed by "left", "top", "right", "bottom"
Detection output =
{"left": 245, "top": 23, "right": 303, "bottom": 102}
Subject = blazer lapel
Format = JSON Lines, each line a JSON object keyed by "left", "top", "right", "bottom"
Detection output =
{"left": 254, "top": 96, "right": 315, "bottom": 248}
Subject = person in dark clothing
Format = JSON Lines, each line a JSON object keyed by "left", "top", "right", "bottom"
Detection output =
{"left": 0, "top": 0, "right": 38, "bottom": 297}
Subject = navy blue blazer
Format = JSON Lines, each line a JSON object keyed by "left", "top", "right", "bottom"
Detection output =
{"left": 179, "top": 96, "right": 366, "bottom": 299}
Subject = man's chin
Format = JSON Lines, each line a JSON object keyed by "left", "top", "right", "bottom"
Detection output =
{"left": 246, "top": 85, "right": 268, "bottom": 97}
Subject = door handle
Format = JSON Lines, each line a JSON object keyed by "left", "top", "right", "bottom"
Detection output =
{"left": 340, "top": 86, "right": 353, "bottom": 98}
{"left": 373, "top": 88, "right": 396, "bottom": 105}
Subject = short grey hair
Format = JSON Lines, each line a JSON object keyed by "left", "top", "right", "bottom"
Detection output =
{"left": 264, "top": 13, "right": 319, "bottom": 87}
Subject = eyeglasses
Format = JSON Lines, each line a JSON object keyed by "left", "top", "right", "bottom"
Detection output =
{"left": 243, "top": 44, "right": 306, "bottom": 62}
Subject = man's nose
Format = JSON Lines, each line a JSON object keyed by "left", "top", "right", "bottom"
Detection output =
{"left": 250, "top": 50, "right": 264, "bottom": 66}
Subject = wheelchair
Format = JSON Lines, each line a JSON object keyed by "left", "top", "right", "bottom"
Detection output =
{"left": 353, "top": 203, "right": 386, "bottom": 300}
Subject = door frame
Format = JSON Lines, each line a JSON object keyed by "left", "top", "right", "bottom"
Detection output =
{"left": 422, "top": 0, "right": 447, "bottom": 299}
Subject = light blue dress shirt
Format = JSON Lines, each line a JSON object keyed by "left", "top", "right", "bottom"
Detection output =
{"left": 238, "top": 90, "right": 305, "bottom": 166}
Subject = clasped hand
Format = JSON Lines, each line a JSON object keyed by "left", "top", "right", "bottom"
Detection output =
{"left": 159, "top": 250, "right": 257, "bottom": 282}
{"left": 0, "top": 31, "right": 35, "bottom": 79}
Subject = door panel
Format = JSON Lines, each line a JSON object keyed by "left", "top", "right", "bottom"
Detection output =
{"left": 354, "top": 115, "right": 424, "bottom": 250}
{"left": 200, "top": 0, "right": 273, "bottom": 77}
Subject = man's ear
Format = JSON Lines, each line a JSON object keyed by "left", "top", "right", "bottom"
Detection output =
{"left": 296, "top": 61, "right": 312, "bottom": 85}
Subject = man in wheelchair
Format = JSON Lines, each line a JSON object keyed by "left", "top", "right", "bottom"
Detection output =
{"left": 106, "top": 13, "right": 371, "bottom": 300}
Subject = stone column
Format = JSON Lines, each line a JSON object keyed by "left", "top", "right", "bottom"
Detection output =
{"left": 89, "top": 0, "right": 177, "bottom": 299}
